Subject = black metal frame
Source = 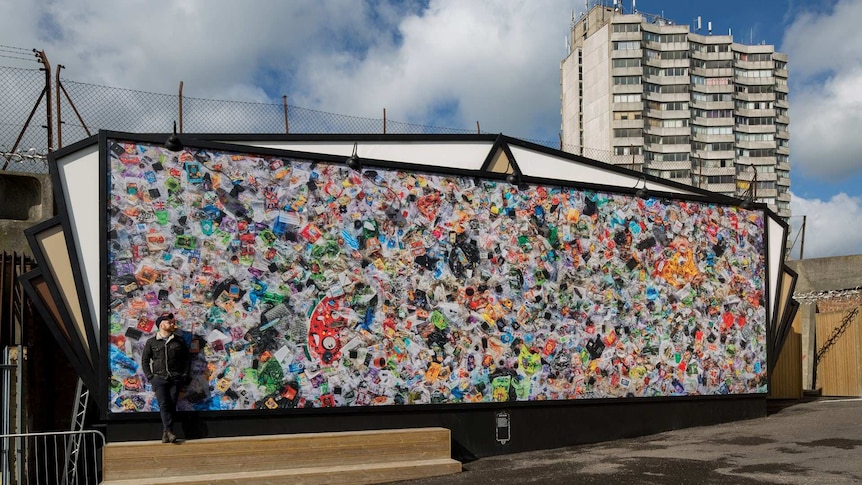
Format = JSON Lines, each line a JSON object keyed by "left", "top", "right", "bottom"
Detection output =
{"left": 40, "top": 131, "right": 781, "bottom": 432}
{"left": 47, "top": 136, "right": 105, "bottom": 373}
{"left": 769, "top": 265, "right": 799, "bottom": 373}
{"left": 22, "top": 216, "right": 98, "bottom": 369}
{"left": 761, "top": 215, "right": 792, "bottom": 379}
{"left": 17, "top": 267, "right": 98, "bottom": 398}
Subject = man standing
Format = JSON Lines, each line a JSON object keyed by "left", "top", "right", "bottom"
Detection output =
{"left": 141, "top": 313, "right": 190, "bottom": 443}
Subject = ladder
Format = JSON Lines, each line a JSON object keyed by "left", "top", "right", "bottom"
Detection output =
{"left": 62, "top": 378, "right": 89, "bottom": 485}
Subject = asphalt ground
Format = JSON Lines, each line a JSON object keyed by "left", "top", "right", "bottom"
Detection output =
{"left": 396, "top": 397, "right": 862, "bottom": 485}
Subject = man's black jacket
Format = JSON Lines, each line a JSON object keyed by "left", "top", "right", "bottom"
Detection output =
{"left": 141, "top": 333, "right": 190, "bottom": 381}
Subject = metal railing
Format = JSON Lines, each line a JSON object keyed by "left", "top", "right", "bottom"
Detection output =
{"left": 0, "top": 430, "right": 105, "bottom": 485}
{"left": 1, "top": 347, "right": 23, "bottom": 482}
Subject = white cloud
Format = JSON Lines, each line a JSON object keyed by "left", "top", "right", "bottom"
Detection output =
{"left": 292, "top": 0, "right": 572, "bottom": 138}
{"left": 788, "top": 191, "right": 862, "bottom": 259}
{"left": 781, "top": 0, "right": 862, "bottom": 81}
{"left": 1, "top": 1, "right": 390, "bottom": 98}
{"left": 0, "top": 0, "right": 572, "bottom": 141}
{"left": 782, "top": 0, "right": 862, "bottom": 181}
{"left": 791, "top": 67, "right": 862, "bottom": 180}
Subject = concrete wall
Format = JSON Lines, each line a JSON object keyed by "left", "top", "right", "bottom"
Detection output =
{"left": 560, "top": 52, "right": 580, "bottom": 147}
{"left": 787, "top": 255, "right": 862, "bottom": 294}
{"left": 563, "top": 6, "right": 630, "bottom": 152}
{"left": 0, "top": 170, "right": 53, "bottom": 256}
{"left": 581, "top": 23, "right": 611, "bottom": 151}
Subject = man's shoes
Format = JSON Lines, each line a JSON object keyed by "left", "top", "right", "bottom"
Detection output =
{"left": 162, "top": 431, "right": 170, "bottom": 443}
{"left": 165, "top": 430, "right": 178, "bottom": 443}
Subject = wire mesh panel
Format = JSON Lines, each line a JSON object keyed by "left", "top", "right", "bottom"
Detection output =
{"left": 60, "top": 80, "right": 178, "bottom": 139}
{"left": 386, "top": 119, "right": 475, "bottom": 135}
{"left": 182, "top": 96, "right": 286, "bottom": 134}
{"left": 287, "top": 104, "right": 385, "bottom": 134}
{"left": 0, "top": 67, "right": 50, "bottom": 174}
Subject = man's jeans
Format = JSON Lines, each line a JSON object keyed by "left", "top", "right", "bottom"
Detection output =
{"left": 151, "top": 376, "right": 180, "bottom": 432}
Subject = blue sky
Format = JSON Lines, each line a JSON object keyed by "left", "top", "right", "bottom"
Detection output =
{"left": 2, "top": 0, "right": 861, "bottom": 259}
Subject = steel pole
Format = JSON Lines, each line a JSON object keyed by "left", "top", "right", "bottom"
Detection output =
{"left": 56, "top": 65, "right": 63, "bottom": 148}
{"left": 36, "top": 50, "right": 53, "bottom": 153}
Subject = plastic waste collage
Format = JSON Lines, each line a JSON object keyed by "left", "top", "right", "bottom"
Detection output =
{"left": 106, "top": 140, "right": 768, "bottom": 414}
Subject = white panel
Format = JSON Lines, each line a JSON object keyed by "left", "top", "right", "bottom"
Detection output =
{"left": 767, "top": 214, "right": 786, "bottom": 325}
{"left": 36, "top": 224, "right": 90, "bottom": 359}
{"left": 509, "top": 146, "right": 698, "bottom": 195}
{"left": 56, "top": 144, "right": 101, "bottom": 348}
{"left": 216, "top": 140, "right": 494, "bottom": 170}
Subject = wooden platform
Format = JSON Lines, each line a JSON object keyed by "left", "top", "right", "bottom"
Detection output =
{"left": 100, "top": 427, "right": 462, "bottom": 484}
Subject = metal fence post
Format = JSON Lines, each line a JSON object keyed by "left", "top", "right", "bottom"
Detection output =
{"left": 15, "top": 345, "right": 23, "bottom": 483}
{"left": 1, "top": 347, "right": 12, "bottom": 485}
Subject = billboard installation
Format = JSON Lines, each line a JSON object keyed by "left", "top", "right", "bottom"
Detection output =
{"left": 106, "top": 139, "right": 767, "bottom": 414}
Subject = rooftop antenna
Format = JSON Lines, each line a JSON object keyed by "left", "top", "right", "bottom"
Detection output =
{"left": 633, "top": 0, "right": 637, "bottom": 14}
{"left": 729, "top": 27, "right": 732, "bottom": 37}
{"left": 708, "top": 21, "right": 712, "bottom": 35}
{"left": 695, "top": 16, "right": 702, "bottom": 33}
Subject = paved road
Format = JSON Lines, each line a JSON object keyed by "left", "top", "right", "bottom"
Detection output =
{"left": 397, "top": 398, "right": 862, "bottom": 484}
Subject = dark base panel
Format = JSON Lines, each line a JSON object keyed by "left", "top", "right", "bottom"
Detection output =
{"left": 103, "top": 396, "right": 766, "bottom": 460}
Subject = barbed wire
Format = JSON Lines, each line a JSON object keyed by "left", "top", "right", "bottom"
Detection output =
{"left": 1, "top": 149, "right": 48, "bottom": 161}
{"left": 0, "top": 45, "right": 40, "bottom": 64}
{"left": 0, "top": 147, "right": 49, "bottom": 172}
{"left": 0, "top": 53, "right": 37, "bottom": 62}
{"left": 793, "top": 287, "right": 862, "bottom": 304}
{"left": 0, "top": 44, "right": 33, "bottom": 51}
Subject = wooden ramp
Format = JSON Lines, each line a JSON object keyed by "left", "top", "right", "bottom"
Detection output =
{"left": 101, "top": 427, "right": 462, "bottom": 485}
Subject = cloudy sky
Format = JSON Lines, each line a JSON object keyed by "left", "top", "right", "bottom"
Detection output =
{"left": 1, "top": 0, "right": 860, "bottom": 259}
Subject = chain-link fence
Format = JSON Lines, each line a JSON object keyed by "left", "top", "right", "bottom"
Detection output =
{"left": 1, "top": 56, "right": 621, "bottom": 176}
{"left": 58, "top": 80, "right": 490, "bottom": 138}
{"left": 0, "top": 65, "right": 50, "bottom": 173}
